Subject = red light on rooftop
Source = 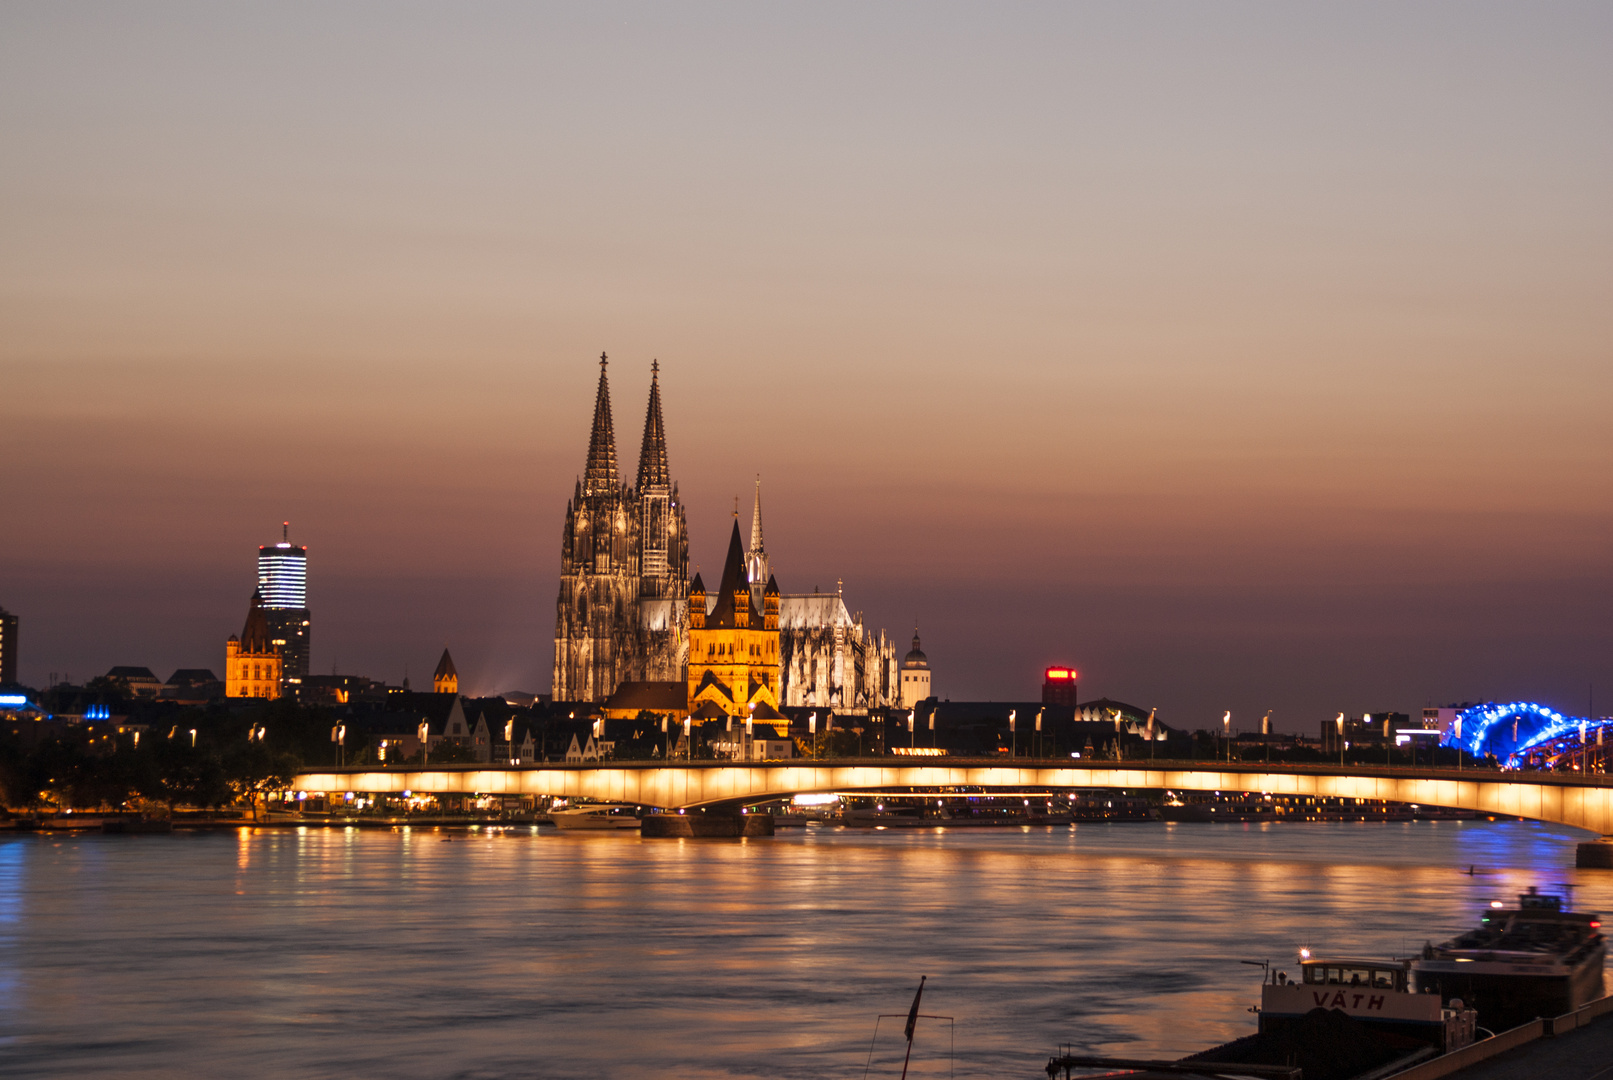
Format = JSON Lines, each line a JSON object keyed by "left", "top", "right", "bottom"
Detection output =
{"left": 1045, "top": 667, "right": 1076, "bottom": 680}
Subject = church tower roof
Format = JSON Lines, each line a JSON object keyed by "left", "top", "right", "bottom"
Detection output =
{"left": 635, "top": 360, "right": 670, "bottom": 492}
{"left": 240, "top": 590, "right": 272, "bottom": 653}
{"left": 705, "top": 519, "right": 758, "bottom": 629}
{"left": 903, "top": 627, "right": 929, "bottom": 669}
{"left": 434, "top": 648, "right": 457, "bottom": 681}
{"left": 749, "top": 476, "right": 765, "bottom": 556}
{"left": 583, "top": 352, "right": 618, "bottom": 497}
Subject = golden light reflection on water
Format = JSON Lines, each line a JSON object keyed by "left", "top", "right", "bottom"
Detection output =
{"left": 0, "top": 820, "right": 1607, "bottom": 1078}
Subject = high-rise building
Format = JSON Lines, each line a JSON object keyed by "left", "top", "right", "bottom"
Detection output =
{"left": 258, "top": 524, "right": 310, "bottom": 687}
{"left": 0, "top": 606, "right": 17, "bottom": 686}
{"left": 1042, "top": 666, "right": 1078, "bottom": 707}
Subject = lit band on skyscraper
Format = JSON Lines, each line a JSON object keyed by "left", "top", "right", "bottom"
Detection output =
{"left": 258, "top": 522, "right": 310, "bottom": 686}
{"left": 258, "top": 547, "right": 306, "bottom": 608}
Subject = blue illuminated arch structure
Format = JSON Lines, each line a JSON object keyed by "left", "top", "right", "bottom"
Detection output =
{"left": 1447, "top": 701, "right": 1607, "bottom": 767}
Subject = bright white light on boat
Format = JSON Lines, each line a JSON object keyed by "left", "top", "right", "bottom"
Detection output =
{"left": 1298, "top": 948, "right": 1311, "bottom": 960}
{"left": 792, "top": 793, "right": 837, "bottom": 806}
{"left": 1490, "top": 901, "right": 1504, "bottom": 909}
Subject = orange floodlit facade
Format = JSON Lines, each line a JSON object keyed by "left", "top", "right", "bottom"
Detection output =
{"left": 225, "top": 591, "right": 283, "bottom": 699}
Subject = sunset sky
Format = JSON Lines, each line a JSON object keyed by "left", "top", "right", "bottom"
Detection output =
{"left": 3, "top": 3, "right": 1609, "bottom": 731}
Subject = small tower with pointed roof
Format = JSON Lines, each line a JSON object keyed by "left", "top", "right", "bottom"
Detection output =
{"left": 433, "top": 648, "right": 459, "bottom": 695}
{"left": 225, "top": 590, "right": 283, "bottom": 699}
{"left": 899, "top": 627, "right": 932, "bottom": 708}
{"left": 746, "top": 477, "right": 770, "bottom": 613}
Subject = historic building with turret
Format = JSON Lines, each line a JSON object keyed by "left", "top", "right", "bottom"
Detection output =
{"left": 552, "top": 356, "right": 689, "bottom": 703}
{"left": 225, "top": 590, "right": 282, "bottom": 700}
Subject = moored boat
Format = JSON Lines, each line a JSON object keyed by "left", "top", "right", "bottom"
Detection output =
{"left": 549, "top": 803, "right": 642, "bottom": 831}
{"left": 1260, "top": 953, "right": 1476, "bottom": 1051}
{"left": 1410, "top": 886, "right": 1605, "bottom": 1033}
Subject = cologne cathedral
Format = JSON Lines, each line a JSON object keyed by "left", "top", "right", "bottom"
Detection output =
{"left": 552, "top": 355, "right": 689, "bottom": 702}
{"left": 553, "top": 356, "right": 899, "bottom": 712}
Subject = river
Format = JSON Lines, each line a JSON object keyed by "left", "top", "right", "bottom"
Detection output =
{"left": 0, "top": 819, "right": 1607, "bottom": 1078}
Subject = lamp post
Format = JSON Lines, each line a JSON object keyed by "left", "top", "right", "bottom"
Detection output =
{"left": 808, "top": 712, "right": 817, "bottom": 759}
{"left": 1222, "top": 712, "right": 1230, "bottom": 762}
{"left": 662, "top": 715, "right": 670, "bottom": 760}
{"left": 908, "top": 710, "right": 915, "bottom": 750}
{"left": 1335, "top": 714, "right": 1344, "bottom": 767}
{"left": 1009, "top": 710, "right": 1016, "bottom": 759}
{"left": 1035, "top": 709, "right": 1043, "bottom": 759}
{"left": 1454, "top": 715, "right": 1461, "bottom": 772}
{"left": 684, "top": 716, "right": 692, "bottom": 763}
{"left": 419, "top": 719, "right": 430, "bottom": 766}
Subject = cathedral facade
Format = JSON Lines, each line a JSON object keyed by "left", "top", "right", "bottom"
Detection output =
{"left": 552, "top": 358, "right": 898, "bottom": 712}
{"left": 552, "top": 356, "right": 689, "bottom": 702}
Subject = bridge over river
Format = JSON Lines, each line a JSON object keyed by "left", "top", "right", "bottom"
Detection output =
{"left": 292, "top": 759, "right": 1613, "bottom": 834}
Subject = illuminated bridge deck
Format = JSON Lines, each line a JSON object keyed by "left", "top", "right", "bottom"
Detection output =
{"left": 292, "top": 759, "right": 1613, "bottom": 833}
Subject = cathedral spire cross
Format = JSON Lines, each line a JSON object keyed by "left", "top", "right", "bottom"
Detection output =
{"left": 583, "top": 353, "right": 619, "bottom": 496}
{"left": 636, "top": 360, "right": 670, "bottom": 492}
{"left": 749, "top": 476, "right": 765, "bottom": 555}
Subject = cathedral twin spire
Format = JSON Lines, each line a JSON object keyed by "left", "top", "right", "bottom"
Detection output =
{"left": 637, "top": 360, "right": 670, "bottom": 493}
{"left": 582, "top": 353, "right": 619, "bottom": 496}
{"left": 581, "top": 352, "right": 671, "bottom": 497}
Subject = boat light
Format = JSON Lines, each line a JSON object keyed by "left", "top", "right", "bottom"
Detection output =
{"left": 1490, "top": 901, "right": 1504, "bottom": 909}
{"left": 1298, "top": 947, "right": 1311, "bottom": 960}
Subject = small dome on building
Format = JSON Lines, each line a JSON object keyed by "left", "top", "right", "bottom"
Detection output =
{"left": 903, "top": 630, "right": 929, "bottom": 670}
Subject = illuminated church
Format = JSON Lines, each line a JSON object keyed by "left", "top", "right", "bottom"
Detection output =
{"left": 553, "top": 357, "right": 901, "bottom": 713}
{"left": 741, "top": 482, "right": 899, "bottom": 711}
{"left": 552, "top": 355, "right": 689, "bottom": 702}
{"left": 225, "top": 590, "right": 282, "bottom": 700}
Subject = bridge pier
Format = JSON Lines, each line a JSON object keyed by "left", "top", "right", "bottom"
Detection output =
{"left": 641, "top": 812, "right": 774, "bottom": 838}
{"left": 1575, "top": 839, "right": 1613, "bottom": 868}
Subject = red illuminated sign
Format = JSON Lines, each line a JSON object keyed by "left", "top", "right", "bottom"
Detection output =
{"left": 1045, "top": 667, "right": 1077, "bottom": 681}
